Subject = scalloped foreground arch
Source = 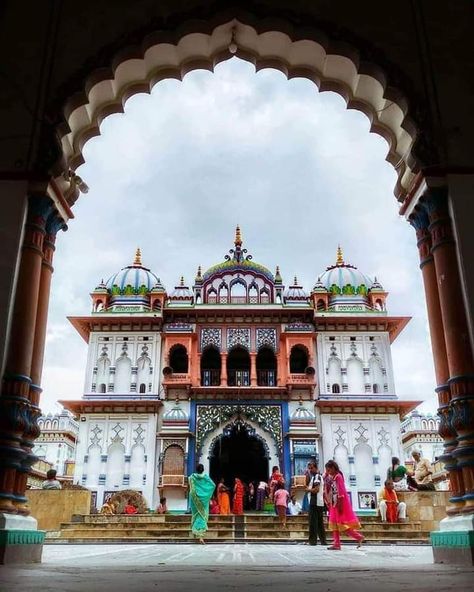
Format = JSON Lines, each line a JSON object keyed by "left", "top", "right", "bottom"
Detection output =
{"left": 58, "top": 19, "right": 419, "bottom": 204}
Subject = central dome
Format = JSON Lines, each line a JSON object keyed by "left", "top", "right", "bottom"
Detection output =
{"left": 202, "top": 225, "right": 274, "bottom": 282}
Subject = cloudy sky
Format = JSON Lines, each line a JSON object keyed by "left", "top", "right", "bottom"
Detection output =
{"left": 41, "top": 58, "right": 437, "bottom": 413}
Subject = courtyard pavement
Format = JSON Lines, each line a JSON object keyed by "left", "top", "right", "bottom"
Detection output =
{"left": 1, "top": 544, "right": 472, "bottom": 592}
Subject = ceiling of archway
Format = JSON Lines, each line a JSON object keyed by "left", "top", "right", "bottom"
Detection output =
{"left": 56, "top": 19, "right": 420, "bottom": 205}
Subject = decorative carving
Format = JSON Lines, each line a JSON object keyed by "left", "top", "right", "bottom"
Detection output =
{"left": 208, "top": 420, "right": 271, "bottom": 459}
{"left": 227, "top": 328, "right": 250, "bottom": 351}
{"left": 196, "top": 404, "right": 282, "bottom": 453}
{"left": 162, "top": 439, "right": 186, "bottom": 453}
{"left": 334, "top": 425, "right": 346, "bottom": 446}
{"left": 354, "top": 422, "right": 369, "bottom": 444}
{"left": 285, "top": 322, "right": 314, "bottom": 332}
{"left": 200, "top": 328, "right": 222, "bottom": 351}
{"left": 377, "top": 426, "right": 390, "bottom": 446}
{"left": 110, "top": 423, "right": 124, "bottom": 444}
{"left": 133, "top": 424, "right": 145, "bottom": 446}
{"left": 256, "top": 328, "right": 277, "bottom": 352}
{"left": 90, "top": 424, "right": 103, "bottom": 447}
{"left": 164, "top": 322, "right": 194, "bottom": 332}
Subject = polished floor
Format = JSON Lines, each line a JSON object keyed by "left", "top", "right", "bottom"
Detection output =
{"left": 1, "top": 544, "right": 472, "bottom": 592}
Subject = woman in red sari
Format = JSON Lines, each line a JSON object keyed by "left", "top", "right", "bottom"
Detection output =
{"left": 324, "top": 460, "right": 364, "bottom": 550}
{"left": 232, "top": 477, "right": 244, "bottom": 515}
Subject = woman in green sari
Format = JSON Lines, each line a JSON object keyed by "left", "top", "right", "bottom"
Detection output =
{"left": 188, "top": 463, "right": 216, "bottom": 543}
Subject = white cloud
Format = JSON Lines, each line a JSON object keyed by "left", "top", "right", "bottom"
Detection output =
{"left": 40, "top": 58, "right": 437, "bottom": 413}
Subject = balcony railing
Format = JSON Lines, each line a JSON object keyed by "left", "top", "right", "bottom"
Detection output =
{"left": 227, "top": 370, "right": 250, "bottom": 387}
{"left": 257, "top": 369, "right": 277, "bottom": 386}
{"left": 287, "top": 373, "right": 313, "bottom": 385}
{"left": 159, "top": 475, "right": 187, "bottom": 487}
{"left": 201, "top": 369, "right": 221, "bottom": 386}
{"left": 162, "top": 373, "right": 191, "bottom": 384}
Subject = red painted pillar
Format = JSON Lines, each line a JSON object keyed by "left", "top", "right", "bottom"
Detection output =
{"left": 423, "top": 188, "right": 474, "bottom": 514}
{"left": 0, "top": 195, "right": 55, "bottom": 513}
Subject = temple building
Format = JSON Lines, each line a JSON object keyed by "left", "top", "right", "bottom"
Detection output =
{"left": 401, "top": 411, "right": 444, "bottom": 462}
{"left": 63, "top": 228, "right": 419, "bottom": 511}
{"left": 33, "top": 409, "right": 78, "bottom": 476}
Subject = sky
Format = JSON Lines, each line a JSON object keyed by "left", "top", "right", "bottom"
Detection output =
{"left": 41, "top": 57, "right": 437, "bottom": 414}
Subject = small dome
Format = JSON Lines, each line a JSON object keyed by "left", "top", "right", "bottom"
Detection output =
{"left": 163, "top": 401, "right": 189, "bottom": 422}
{"left": 291, "top": 401, "right": 316, "bottom": 422}
{"left": 284, "top": 276, "right": 309, "bottom": 303}
{"left": 312, "top": 277, "right": 327, "bottom": 293}
{"left": 105, "top": 249, "right": 163, "bottom": 299}
{"left": 169, "top": 277, "right": 193, "bottom": 301}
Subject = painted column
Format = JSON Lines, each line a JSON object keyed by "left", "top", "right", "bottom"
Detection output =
{"left": 220, "top": 353, "right": 227, "bottom": 386}
{"left": 250, "top": 352, "right": 257, "bottom": 386}
{"left": 409, "top": 207, "right": 462, "bottom": 511}
{"left": 423, "top": 188, "right": 474, "bottom": 515}
{"left": 0, "top": 194, "right": 55, "bottom": 513}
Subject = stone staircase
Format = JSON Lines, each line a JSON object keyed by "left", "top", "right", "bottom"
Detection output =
{"left": 47, "top": 514, "right": 431, "bottom": 545}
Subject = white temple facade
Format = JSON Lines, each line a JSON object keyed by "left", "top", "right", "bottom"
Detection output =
{"left": 33, "top": 409, "right": 78, "bottom": 476}
{"left": 64, "top": 229, "right": 419, "bottom": 512}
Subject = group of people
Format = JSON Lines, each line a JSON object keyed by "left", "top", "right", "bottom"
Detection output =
{"left": 387, "top": 451, "right": 436, "bottom": 492}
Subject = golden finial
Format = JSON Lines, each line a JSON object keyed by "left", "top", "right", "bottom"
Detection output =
{"left": 336, "top": 245, "right": 344, "bottom": 266}
{"left": 133, "top": 248, "right": 142, "bottom": 266}
{"left": 234, "top": 224, "right": 242, "bottom": 247}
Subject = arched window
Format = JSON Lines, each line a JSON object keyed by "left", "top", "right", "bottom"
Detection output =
{"left": 289, "top": 345, "right": 308, "bottom": 373}
{"left": 230, "top": 280, "right": 247, "bottom": 304}
{"left": 207, "top": 288, "right": 217, "bottom": 304}
{"left": 99, "top": 383, "right": 107, "bottom": 393}
{"left": 139, "top": 383, "right": 146, "bottom": 393}
{"left": 227, "top": 346, "right": 250, "bottom": 386}
{"left": 162, "top": 445, "right": 185, "bottom": 476}
{"left": 421, "top": 419, "right": 427, "bottom": 430}
{"left": 260, "top": 288, "right": 270, "bottom": 304}
{"left": 248, "top": 284, "right": 259, "bottom": 304}
{"left": 257, "top": 346, "right": 277, "bottom": 386}
{"left": 373, "top": 383, "right": 379, "bottom": 393}
{"left": 201, "top": 345, "right": 221, "bottom": 386}
{"left": 218, "top": 283, "right": 229, "bottom": 304}
{"left": 332, "top": 383, "right": 341, "bottom": 393}
{"left": 169, "top": 344, "right": 189, "bottom": 373}
{"left": 375, "top": 298, "right": 384, "bottom": 311}
{"left": 317, "top": 299, "right": 326, "bottom": 311}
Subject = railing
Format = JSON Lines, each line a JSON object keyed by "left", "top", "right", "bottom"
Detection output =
{"left": 257, "top": 370, "right": 277, "bottom": 386}
{"left": 287, "top": 373, "right": 313, "bottom": 385}
{"left": 201, "top": 369, "right": 221, "bottom": 386}
{"left": 227, "top": 370, "right": 250, "bottom": 387}
{"left": 230, "top": 296, "right": 247, "bottom": 304}
{"left": 162, "top": 373, "right": 191, "bottom": 384}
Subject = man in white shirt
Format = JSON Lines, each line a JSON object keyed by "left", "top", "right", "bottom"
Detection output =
{"left": 41, "top": 469, "right": 62, "bottom": 490}
{"left": 288, "top": 494, "right": 302, "bottom": 516}
{"left": 306, "top": 462, "right": 327, "bottom": 545}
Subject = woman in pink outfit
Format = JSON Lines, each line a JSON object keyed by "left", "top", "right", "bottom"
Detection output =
{"left": 324, "top": 460, "right": 364, "bottom": 550}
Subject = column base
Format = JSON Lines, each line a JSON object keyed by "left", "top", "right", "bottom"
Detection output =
{"left": 431, "top": 514, "right": 474, "bottom": 565}
{"left": 0, "top": 513, "right": 44, "bottom": 565}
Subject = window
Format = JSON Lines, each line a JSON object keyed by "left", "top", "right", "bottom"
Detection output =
{"left": 139, "top": 383, "right": 146, "bottom": 393}
{"left": 332, "top": 384, "right": 341, "bottom": 393}
{"left": 99, "top": 383, "right": 107, "bottom": 393}
{"left": 289, "top": 345, "right": 308, "bottom": 373}
{"left": 373, "top": 384, "right": 379, "bottom": 393}
{"left": 169, "top": 344, "right": 189, "bottom": 373}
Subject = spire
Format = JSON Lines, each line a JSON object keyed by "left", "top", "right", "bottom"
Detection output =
{"left": 275, "top": 265, "right": 282, "bottom": 284}
{"left": 336, "top": 245, "right": 344, "bottom": 266}
{"left": 293, "top": 276, "right": 298, "bottom": 286}
{"left": 180, "top": 276, "right": 185, "bottom": 287}
{"left": 234, "top": 224, "right": 242, "bottom": 247}
{"left": 133, "top": 248, "right": 142, "bottom": 266}
{"left": 195, "top": 265, "right": 202, "bottom": 282}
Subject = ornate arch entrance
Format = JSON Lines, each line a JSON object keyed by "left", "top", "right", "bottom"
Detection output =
{"left": 209, "top": 420, "right": 270, "bottom": 491}
{"left": 1, "top": 1, "right": 474, "bottom": 566}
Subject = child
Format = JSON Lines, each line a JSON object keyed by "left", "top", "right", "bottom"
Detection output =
{"left": 156, "top": 497, "right": 167, "bottom": 514}
{"left": 256, "top": 480, "right": 268, "bottom": 511}
{"left": 273, "top": 482, "right": 290, "bottom": 528}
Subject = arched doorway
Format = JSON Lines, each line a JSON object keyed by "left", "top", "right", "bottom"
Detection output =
{"left": 209, "top": 422, "right": 269, "bottom": 495}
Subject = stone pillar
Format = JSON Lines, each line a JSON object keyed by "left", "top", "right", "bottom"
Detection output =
{"left": 220, "top": 353, "right": 227, "bottom": 386}
{"left": 250, "top": 352, "right": 257, "bottom": 386}
{"left": 419, "top": 187, "right": 474, "bottom": 565}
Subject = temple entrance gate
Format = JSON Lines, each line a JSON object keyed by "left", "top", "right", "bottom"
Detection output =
{"left": 209, "top": 421, "right": 270, "bottom": 490}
